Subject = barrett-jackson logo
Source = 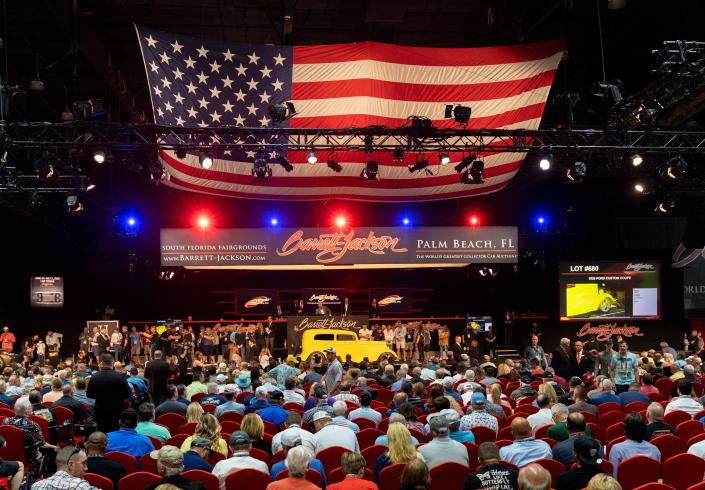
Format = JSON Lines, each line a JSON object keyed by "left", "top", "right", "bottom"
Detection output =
{"left": 308, "top": 294, "right": 340, "bottom": 303}
{"left": 244, "top": 296, "right": 272, "bottom": 308}
{"left": 298, "top": 317, "right": 361, "bottom": 330}
{"left": 378, "top": 295, "right": 404, "bottom": 307}
{"left": 625, "top": 263, "right": 656, "bottom": 272}
{"left": 576, "top": 322, "right": 644, "bottom": 341}
{"left": 276, "top": 230, "right": 407, "bottom": 264}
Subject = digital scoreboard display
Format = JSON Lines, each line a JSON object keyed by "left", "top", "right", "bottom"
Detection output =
{"left": 30, "top": 276, "right": 64, "bottom": 308}
{"left": 560, "top": 261, "right": 660, "bottom": 321}
{"left": 466, "top": 316, "right": 493, "bottom": 333}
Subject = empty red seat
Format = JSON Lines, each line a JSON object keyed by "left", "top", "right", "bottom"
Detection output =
{"left": 617, "top": 455, "right": 662, "bottom": 490}
{"left": 651, "top": 434, "right": 686, "bottom": 464}
{"left": 598, "top": 402, "right": 622, "bottom": 418}
{"left": 664, "top": 410, "right": 692, "bottom": 428}
{"left": 429, "top": 462, "right": 471, "bottom": 490}
{"left": 662, "top": 452, "right": 705, "bottom": 489}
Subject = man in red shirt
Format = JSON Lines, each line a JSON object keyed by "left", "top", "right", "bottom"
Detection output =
{"left": 327, "top": 452, "right": 378, "bottom": 490}
{"left": 1, "top": 327, "right": 16, "bottom": 352}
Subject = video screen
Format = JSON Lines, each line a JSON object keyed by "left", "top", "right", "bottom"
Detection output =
{"left": 560, "top": 261, "right": 660, "bottom": 321}
{"left": 466, "top": 316, "right": 493, "bottom": 333}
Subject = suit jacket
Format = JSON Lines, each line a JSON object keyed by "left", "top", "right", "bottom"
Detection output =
{"left": 342, "top": 303, "right": 351, "bottom": 316}
{"left": 86, "top": 367, "right": 132, "bottom": 432}
{"left": 452, "top": 342, "right": 464, "bottom": 360}
{"left": 574, "top": 350, "right": 593, "bottom": 377}
{"left": 145, "top": 359, "right": 171, "bottom": 402}
{"left": 552, "top": 347, "right": 577, "bottom": 381}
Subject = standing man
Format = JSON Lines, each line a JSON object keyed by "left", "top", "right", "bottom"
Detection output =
{"left": 551, "top": 338, "right": 576, "bottom": 381}
{"left": 0, "top": 327, "right": 16, "bottom": 352}
{"left": 110, "top": 328, "right": 124, "bottom": 363}
{"left": 145, "top": 350, "right": 171, "bottom": 406}
{"left": 128, "top": 327, "right": 142, "bottom": 365}
{"left": 342, "top": 297, "right": 352, "bottom": 316}
{"left": 315, "top": 301, "right": 331, "bottom": 316}
{"left": 323, "top": 347, "right": 343, "bottom": 396}
{"left": 574, "top": 341, "right": 593, "bottom": 378}
{"left": 610, "top": 342, "right": 639, "bottom": 394}
{"left": 594, "top": 340, "right": 614, "bottom": 377}
{"left": 45, "top": 330, "right": 64, "bottom": 354}
{"left": 295, "top": 299, "right": 305, "bottom": 316}
{"left": 524, "top": 335, "right": 548, "bottom": 369}
{"left": 393, "top": 322, "right": 407, "bottom": 362}
{"left": 264, "top": 317, "right": 275, "bottom": 354}
{"left": 86, "top": 353, "right": 133, "bottom": 433}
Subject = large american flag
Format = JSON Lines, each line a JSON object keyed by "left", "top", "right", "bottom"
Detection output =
{"left": 136, "top": 26, "right": 562, "bottom": 201}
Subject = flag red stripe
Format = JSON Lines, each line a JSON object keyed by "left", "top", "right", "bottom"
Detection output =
{"left": 168, "top": 174, "right": 511, "bottom": 202}
{"left": 160, "top": 151, "right": 521, "bottom": 189}
{"left": 292, "top": 70, "right": 556, "bottom": 103}
{"left": 293, "top": 40, "right": 565, "bottom": 67}
{"left": 289, "top": 104, "right": 545, "bottom": 130}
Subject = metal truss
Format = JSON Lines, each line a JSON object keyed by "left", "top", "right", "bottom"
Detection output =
{"left": 0, "top": 167, "right": 92, "bottom": 192}
{"left": 4, "top": 121, "right": 705, "bottom": 155}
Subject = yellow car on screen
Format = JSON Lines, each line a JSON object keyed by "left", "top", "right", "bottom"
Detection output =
{"left": 301, "top": 329, "right": 396, "bottom": 363}
{"left": 566, "top": 283, "right": 619, "bottom": 318}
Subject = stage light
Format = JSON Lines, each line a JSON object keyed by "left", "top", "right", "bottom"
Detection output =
{"left": 361, "top": 160, "right": 379, "bottom": 180}
{"left": 159, "top": 269, "right": 176, "bottom": 280}
{"left": 66, "top": 194, "right": 79, "bottom": 207}
{"left": 444, "top": 104, "right": 472, "bottom": 124}
{"left": 197, "top": 215, "right": 211, "bottom": 230}
{"left": 269, "top": 101, "right": 297, "bottom": 123}
{"left": 439, "top": 153, "right": 450, "bottom": 166}
{"left": 539, "top": 157, "right": 551, "bottom": 171}
{"left": 461, "top": 160, "right": 484, "bottom": 184}
{"left": 564, "top": 161, "right": 587, "bottom": 182}
{"left": 665, "top": 155, "right": 687, "bottom": 179}
{"left": 454, "top": 154, "right": 474, "bottom": 173}
{"left": 631, "top": 154, "right": 643, "bottom": 167}
{"left": 270, "top": 217, "right": 279, "bottom": 226}
{"left": 199, "top": 152, "right": 213, "bottom": 169}
{"left": 276, "top": 154, "right": 294, "bottom": 172}
{"left": 252, "top": 159, "right": 273, "bottom": 181}
{"left": 335, "top": 215, "right": 347, "bottom": 228}
{"left": 468, "top": 215, "right": 480, "bottom": 226}
{"left": 408, "top": 158, "right": 429, "bottom": 173}
{"left": 634, "top": 183, "right": 645, "bottom": 193}
{"left": 86, "top": 182, "right": 96, "bottom": 191}
{"left": 327, "top": 158, "right": 342, "bottom": 173}
{"left": 655, "top": 198, "right": 676, "bottom": 215}
{"left": 392, "top": 148, "right": 405, "bottom": 161}
{"left": 402, "top": 216, "right": 412, "bottom": 226}
{"left": 307, "top": 150, "right": 318, "bottom": 165}
{"left": 537, "top": 216, "right": 545, "bottom": 224}
{"left": 93, "top": 150, "right": 106, "bottom": 164}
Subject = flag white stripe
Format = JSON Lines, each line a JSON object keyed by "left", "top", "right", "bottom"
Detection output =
{"left": 293, "top": 52, "right": 562, "bottom": 86}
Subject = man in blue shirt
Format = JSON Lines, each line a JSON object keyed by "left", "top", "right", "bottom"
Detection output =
{"left": 259, "top": 390, "right": 288, "bottom": 429}
{"left": 499, "top": 417, "right": 552, "bottom": 468}
{"left": 270, "top": 432, "right": 327, "bottom": 488}
{"left": 106, "top": 408, "right": 155, "bottom": 459}
{"left": 183, "top": 438, "right": 214, "bottom": 472}
{"left": 609, "top": 412, "right": 661, "bottom": 477}
{"left": 348, "top": 392, "right": 382, "bottom": 426}
{"left": 245, "top": 386, "right": 270, "bottom": 414}
{"left": 199, "top": 383, "right": 226, "bottom": 408}
{"left": 127, "top": 367, "right": 148, "bottom": 401}
{"left": 610, "top": 342, "right": 639, "bottom": 394}
{"left": 590, "top": 379, "right": 621, "bottom": 406}
{"left": 618, "top": 383, "right": 651, "bottom": 406}
{"left": 215, "top": 385, "right": 246, "bottom": 418}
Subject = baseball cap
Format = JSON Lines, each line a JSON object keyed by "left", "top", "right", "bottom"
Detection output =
{"left": 190, "top": 438, "right": 215, "bottom": 455}
{"left": 149, "top": 445, "right": 184, "bottom": 468}
{"left": 229, "top": 431, "right": 251, "bottom": 446}
{"left": 569, "top": 376, "right": 584, "bottom": 387}
{"left": 270, "top": 390, "right": 284, "bottom": 401}
{"left": 439, "top": 408, "right": 460, "bottom": 424}
{"left": 574, "top": 436, "right": 603, "bottom": 466}
{"left": 313, "top": 385, "right": 327, "bottom": 399}
{"left": 520, "top": 373, "right": 532, "bottom": 384}
{"left": 324, "top": 347, "right": 336, "bottom": 354}
{"left": 223, "top": 384, "right": 238, "bottom": 394}
{"left": 281, "top": 431, "right": 302, "bottom": 448}
{"left": 285, "top": 355, "right": 298, "bottom": 364}
{"left": 542, "top": 371, "right": 554, "bottom": 380}
{"left": 218, "top": 362, "right": 227, "bottom": 370}
{"left": 312, "top": 410, "right": 332, "bottom": 423}
{"left": 427, "top": 413, "right": 450, "bottom": 435}
{"left": 215, "top": 373, "right": 227, "bottom": 384}
{"left": 470, "top": 392, "right": 487, "bottom": 405}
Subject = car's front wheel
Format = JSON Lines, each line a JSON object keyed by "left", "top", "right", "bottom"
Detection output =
{"left": 377, "top": 352, "right": 394, "bottom": 364}
{"left": 306, "top": 351, "right": 324, "bottom": 365}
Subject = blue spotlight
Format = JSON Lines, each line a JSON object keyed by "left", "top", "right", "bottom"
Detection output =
{"left": 127, "top": 217, "right": 137, "bottom": 227}
{"left": 401, "top": 216, "right": 412, "bottom": 226}
{"left": 270, "top": 217, "right": 279, "bottom": 226}
{"left": 534, "top": 213, "right": 548, "bottom": 232}
{"left": 115, "top": 211, "right": 141, "bottom": 235}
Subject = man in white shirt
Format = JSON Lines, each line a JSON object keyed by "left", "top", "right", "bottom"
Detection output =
{"left": 393, "top": 323, "right": 407, "bottom": 361}
{"left": 212, "top": 431, "right": 269, "bottom": 490}
{"left": 272, "top": 412, "right": 316, "bottom": 455}
{"left": 312, "top": 411, "right": 359, "bottom": 455}
{"left": 45, "top": 331, "right": 63, "bottom": 352}
{"left": 527, "top": 394, "right": 555, "bottom": 433}
{"left": 110, "top": 330, "right": 123, "bottom": 362}
{"left": 665, "top": 379, "right": 703, "bottom": 417}
{"left": 358, "top": 325, "right": 372, "bottom": 341}
{"left": 282, "top": 377, "right": 305, "bottom": 405}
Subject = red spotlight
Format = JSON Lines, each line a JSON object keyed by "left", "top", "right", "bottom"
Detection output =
{"left": 468, "top": 215, "right": 480, "bottom": 226}
{"left": 335, "top": 215, "right": 347, "bottom": 228}
{"left": 196, "top": 214, "right": 211, "bottom": 230}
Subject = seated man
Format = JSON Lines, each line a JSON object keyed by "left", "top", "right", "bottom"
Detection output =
{"left": 552, "top": 413, "right": 603, "bottom": 469}
{"left": 212, "top": 432, "right": 269, "bottom": 488}
{"left": 313, "top": 411, "right": 360, "bottom": 455}
{"left": 0, "top": 435, "right": 23, "bottom": 490}
{"left": 272, "top": 412, "right": 317, "bottom": 455}
{"left": 106, "top": 408, "right": 155, "bottom": 459}
{"left": 331, "top": 401, "right": 360, "bottom": 433}
{"left": 348, "top": 392, "right": 382, "bottom": 427}
{"left": 155, "top": 384, "right": 188, "bottom": 418}
{"left": 259, "top": 391, "right": 289, "bottom": 430}
{"left": 517, "top": 464, "right": 551, "bottom": 490}
{"left": 199, "top": 383, "right": 226, "bottom": 408}
{"left": 608, "top": 412, "right": 661, "bottom": 477}
{"left": 85, "top": 431, "right": 126, "bottom": 490}
{"left": 270, "top": 431, "right": 327, "bottom": 487}
{"left": 183, "top": 438, "right": 214, "bottom": 472}
{"left": 31, "top": 445, "right": 93, "bottom": 490}
{"left": 417, "top": 412, "right": 469, "bottom": 469}
{"left": 2, "top": 397, "right": 49, "bottom": 462}
{"left": 146, "top": 445, "right": 206, "bottom": 490}
{"left": 499, "top": 417, "right": 552, "bottom": 468}
{"left": 52, "top": 384, "right": 88, "bottom": 424}
{"left": 214, "top": 384, "right": 245, "bottom": 418}
{"left": 136, "top": 402, "right": 171, "bottom": 443}
{"left": 463, "top": 442, "right": 517, "bottom": 490}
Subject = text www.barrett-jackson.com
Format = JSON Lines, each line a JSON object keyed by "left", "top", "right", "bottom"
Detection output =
{"left": 163, "top": 254, "right": 266, "bottom": 262}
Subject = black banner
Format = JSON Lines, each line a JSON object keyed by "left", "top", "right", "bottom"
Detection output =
{"left": 302, "top": 288, "right": 345, "bottom": 314}
{"left": 370, "top": 288, "right": 411, "bottom": 314}
{"left": 286, "top": 315, "right": 368, "bottom": 355}
{"left": 236, "top": 289, "right": 279, "bottom": 315}
{"left": 30, "top": 276, "right": 64, "bottom": 308}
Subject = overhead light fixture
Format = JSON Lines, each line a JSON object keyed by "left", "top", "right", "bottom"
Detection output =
{"left": 408, "top": 158, "right": 429, "bottom": 173}
{"left": 631, "top": 154, "right": 643, "bottom": 167}
{"left": 86, "top": 182, "right": 96, "bottom": 191}
{"left": 564, "top": 161, "right": 587, "bottom": 182}
{"left": 444, "top": 104, "right": 472, "bottom": 124}
{"left": 252, "top": 158, "right": 273, "bottom": 181}
{"left": 461, "top": 159, "right": 484, "bottom": 184}
{"left": 454, "top": 154, "right": 474, "bottom": 173}
{"left": 327, "top": 158, "right": 342, "bottom": 173}
{"left": 269, "top": 101, "right": 297, "bottom": 123}
{"left": 634, "top": 183, "right": 645, "bottom": 193}
{"left": 439, "top": 153, "right": 450, "bottom": 166}
{"left": 307, "top": 150, "right": 317, "bottom": 165}
{"left": 276, "top": 154, "right": 294, "bottom": 172}
{"left": 665, "top": 155, "right": 687, "bottom": 179}
{"left": 30, "top": 53, "right": 44, "bottom": 92}
{"left": 93, "top": 150, "right": 106, "bottom": 164}
{"left": 361, "top": 160, "right": 379, "bottom": 180}
{"left": 66, "top": 194, "right": 79, "bottom": 207}
{"left": 655, "top": 198, "right": 676, "bottom": 215}
{"left": 392, "top": 148, "right": 405, "bottom": 162}
{"left": 539, "top": 156, "right": 551, "bottom": 171}
{"left": 199, "top": 152, "right": 213, "bottom": 169}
